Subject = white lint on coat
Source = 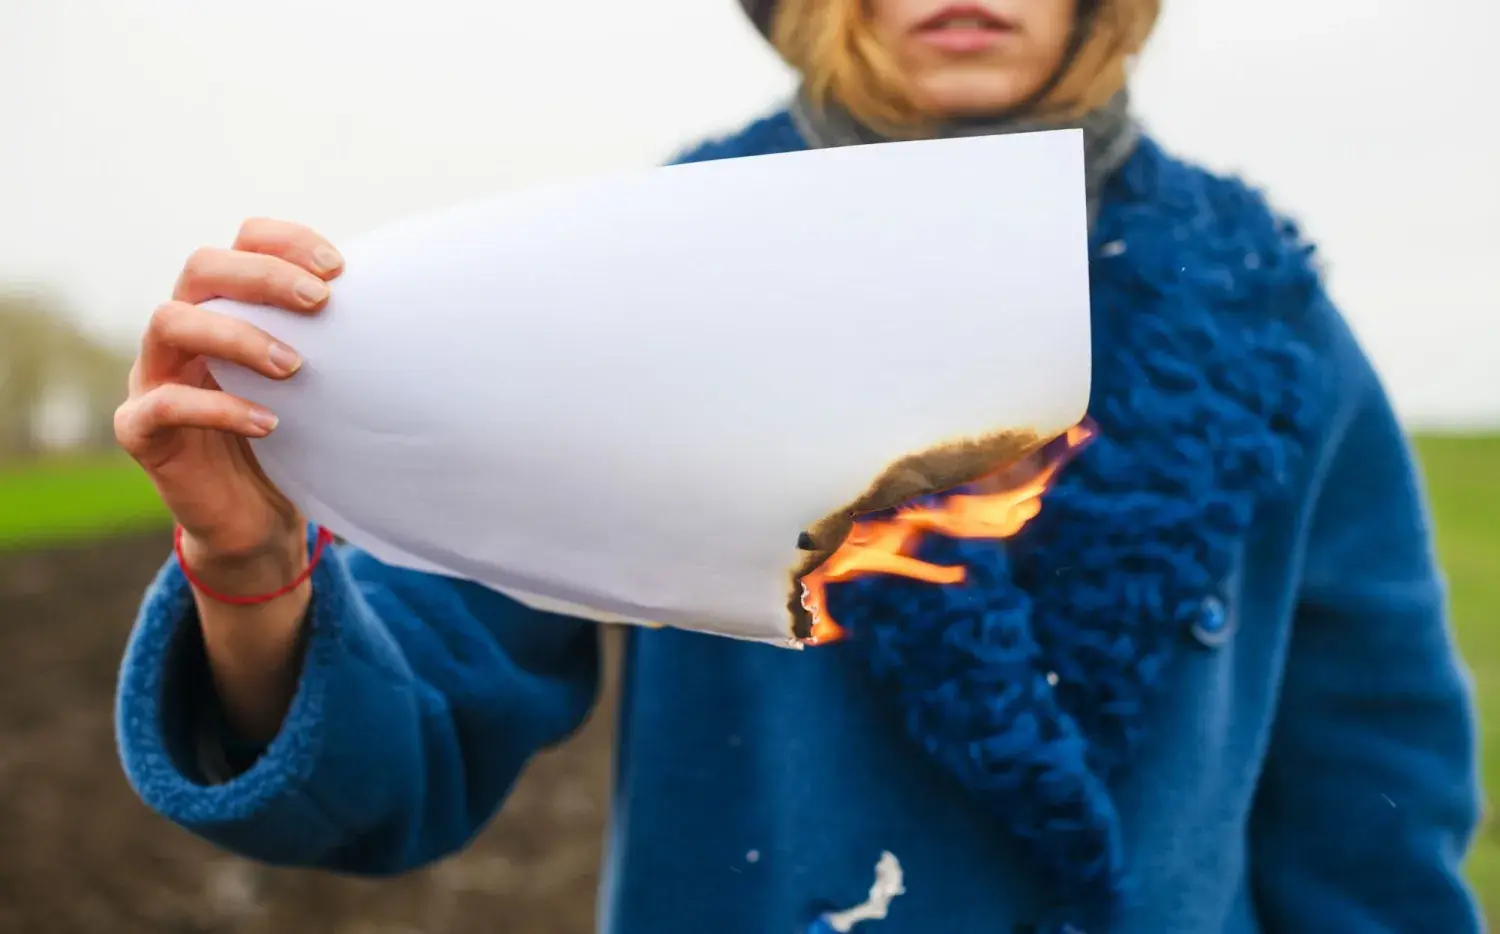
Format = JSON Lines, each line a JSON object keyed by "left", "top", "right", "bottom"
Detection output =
{"left": 822, "top": 851, "right": 906, "bottom": 932}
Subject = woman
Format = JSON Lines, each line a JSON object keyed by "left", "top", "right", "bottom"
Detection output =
{"left": 112, "top": 1, "right": 1483, "bottom": 931}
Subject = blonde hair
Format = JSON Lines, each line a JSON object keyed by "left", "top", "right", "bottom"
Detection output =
{"left": 770, "top": 0, "right": 1160, "bottom": 135}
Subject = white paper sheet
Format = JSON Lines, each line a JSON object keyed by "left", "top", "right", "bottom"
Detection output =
{"left": 205, "top": 128, "right": 1092, "bottom": 646}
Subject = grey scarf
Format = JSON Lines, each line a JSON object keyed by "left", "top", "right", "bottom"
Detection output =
{"left": 790, "top": 89, "right": 1140, "bottom": 227}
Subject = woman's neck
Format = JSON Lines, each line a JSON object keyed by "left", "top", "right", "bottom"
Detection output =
{"left": 790, "top": 90, "right": 1139, "bottom": 228}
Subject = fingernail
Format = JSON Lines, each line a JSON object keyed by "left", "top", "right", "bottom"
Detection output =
{"left": 268, "top": 342, "right": 302, "bottom": 374}
{"left": 312, "top": 245, "right": 344, "bottom": 274}
{"left": 294, "top": 277, "right": 329, "bottom": 306}
{"left": 248, "top": 407, "right": 279, "bottom": 433}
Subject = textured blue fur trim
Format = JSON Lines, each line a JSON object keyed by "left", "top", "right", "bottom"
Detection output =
{"left": 825, "top": 137, "right": 1329, "bottom": 927}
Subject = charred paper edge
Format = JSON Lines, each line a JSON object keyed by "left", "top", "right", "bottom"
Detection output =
{"left": 785, "top": 426, "right": 1052, "bottom": 642}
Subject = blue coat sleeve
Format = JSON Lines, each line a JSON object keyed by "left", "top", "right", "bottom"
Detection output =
{"left": 1248, "top": 356, "right": 1484, "bottom": 930}
{"left": 114, "top": 537, "right": 600, "bottom": 875}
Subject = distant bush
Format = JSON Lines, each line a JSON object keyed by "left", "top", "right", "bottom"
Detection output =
{"left": 0, "top": 287, "right": 131, "bottom": 462}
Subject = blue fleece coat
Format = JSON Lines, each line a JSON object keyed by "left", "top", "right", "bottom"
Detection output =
{"left": 115, "top": 111, "right": 1484, "bottom": 933}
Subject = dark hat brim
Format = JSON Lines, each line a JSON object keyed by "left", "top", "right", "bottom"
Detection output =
{"left": 738, "top": 0, "right": 776, "bottom": 38}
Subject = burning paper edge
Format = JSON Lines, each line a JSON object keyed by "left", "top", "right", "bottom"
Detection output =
{"left": 784, "top": 425, "right": 1059, "bottom": 643}
{"left": 792, "top": 419, "right": 1098, "bottom": 647}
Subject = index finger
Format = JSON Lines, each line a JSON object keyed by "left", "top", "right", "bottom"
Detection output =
{"left": 233, "top": 217, "right": 344, "bottom": 280}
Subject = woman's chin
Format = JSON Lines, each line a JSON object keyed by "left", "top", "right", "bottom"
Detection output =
{"left": 913, "top": 73, "right": 1041, "bottom": 122}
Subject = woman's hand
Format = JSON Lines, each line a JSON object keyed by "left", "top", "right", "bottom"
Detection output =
{"left": 114, "top": 218, "right": 344, "bottom": 743}
{"left": 115, "top": 217, "right": 342, "bottom": 592}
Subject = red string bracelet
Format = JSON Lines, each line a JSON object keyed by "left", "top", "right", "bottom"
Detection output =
{"left": 174, "top": 524, "right": 335, "bottom": 606}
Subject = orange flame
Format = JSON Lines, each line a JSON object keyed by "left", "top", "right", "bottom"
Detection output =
{"left": 800, "top": 422, "right": 1096, "bottom": 645}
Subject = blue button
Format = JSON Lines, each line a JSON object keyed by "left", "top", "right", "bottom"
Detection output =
{"left": 1189, "top": 595, "right": 1233, "bottom": 648}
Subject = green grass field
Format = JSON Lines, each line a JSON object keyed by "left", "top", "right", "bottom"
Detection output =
{"left": 0, "top": 452, "right": 167, "bottom": 549}
{"left": 1418, "top": 435, "right": 1500, "bottom": 918}
{"left": 0, "top": 440, "right": 1496, "bottom": 919}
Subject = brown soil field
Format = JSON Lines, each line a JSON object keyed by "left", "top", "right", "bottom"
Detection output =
{"left": 0, "top": 530, "right": 618, "bottom": 934}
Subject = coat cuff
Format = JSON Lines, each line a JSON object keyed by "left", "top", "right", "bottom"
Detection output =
{"left": 114, "top": 530, "right": 403, "bottom": 860}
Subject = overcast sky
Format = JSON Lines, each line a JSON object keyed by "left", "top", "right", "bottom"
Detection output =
{"left": 3, "top": 0, "right": 1497, "bottom": 427}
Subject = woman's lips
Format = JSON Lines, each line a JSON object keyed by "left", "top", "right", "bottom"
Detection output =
{"left": 914, "top": 5, "right": 1015, "bottom": 53}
